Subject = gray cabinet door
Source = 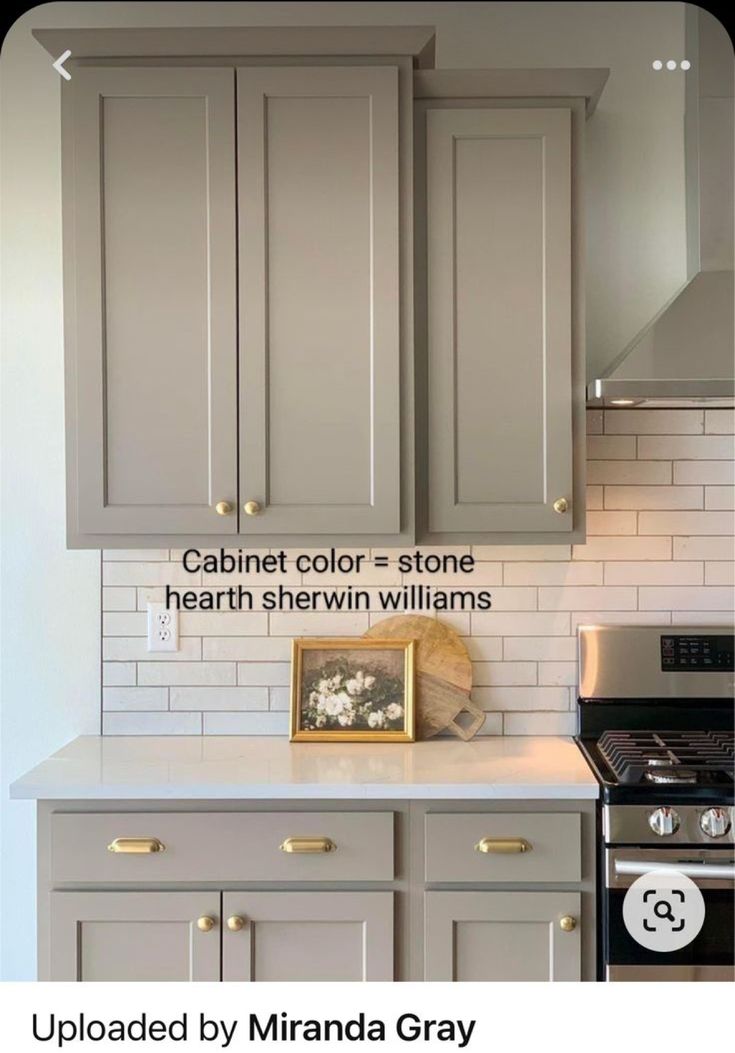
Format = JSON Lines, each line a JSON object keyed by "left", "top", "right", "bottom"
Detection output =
{"left": 222, "top": 891, "right": 394, "bottom": 981}
{"left": 425, "top": 891, "right": 581, "bottom": 981}
{"left": 49, "top": 891, "right": 221, "bottom": 981}
{"left": 425, "top": 108, "right": 573, "bottom": 533}
{"left": 237, "top": 67, "right": 401, "bottom": 534}
{"left": 66, "top": 68, "right": 237, "bottom": 535}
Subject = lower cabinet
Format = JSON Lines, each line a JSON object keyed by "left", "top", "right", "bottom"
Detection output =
{"left": 50, "top": 891, "right": 221, "bottom": 981}
{"left": 49, "top": 890, "right": 393, "bottom": 982}
{"left": 222, "top": 892, "right": 393, "bottom": 981}
{"left": 425, "top": 891, "right": 581, "bottom": 981}
{"left": 40, "top": 801, "right": 594, "bottom": 981}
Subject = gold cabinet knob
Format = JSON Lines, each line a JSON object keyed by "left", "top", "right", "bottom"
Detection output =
{"left": 559, "top": 915, "right": 577, "bottom": 932}
{"left": 196, "top": 916, "right": 216, "bottom": 932}
{"left": 553, "top": 497, "right": 569, "bottom": 514}
{"left": 243, "top": 500, "right": 262, "bottom": 516}
{"left": 215, "top": 501, "right": 233, "bottom": 516}
{"left": 227, "top": 915, "right": 246, "bottom": 932}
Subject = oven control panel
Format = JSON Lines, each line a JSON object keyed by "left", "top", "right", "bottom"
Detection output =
{"left": 661, "top": 634, "right": 734, "bottom": 671}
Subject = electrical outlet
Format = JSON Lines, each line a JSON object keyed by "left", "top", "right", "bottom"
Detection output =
{"left": 146, "top": 602, "right": 179, "bottom": 653}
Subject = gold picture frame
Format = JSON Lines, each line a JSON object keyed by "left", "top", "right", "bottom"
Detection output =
{"left": 290, "top": 638, "right": 416, "bottom": 742}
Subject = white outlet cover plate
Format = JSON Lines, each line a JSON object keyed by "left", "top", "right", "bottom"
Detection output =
{"left": 146, "top": 602, "right": 179, "bottom": 653}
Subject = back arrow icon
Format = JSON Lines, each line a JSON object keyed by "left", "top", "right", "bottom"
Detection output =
{"left": 52, "top": 50, "right": 72, "bottom": 80}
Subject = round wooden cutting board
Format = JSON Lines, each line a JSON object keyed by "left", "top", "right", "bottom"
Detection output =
{"left": 365, "top": 614, "right": 485, "bottom": 740}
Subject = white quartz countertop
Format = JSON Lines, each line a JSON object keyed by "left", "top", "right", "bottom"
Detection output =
{"left": 10, "top": 735, "right": 598, "bottom": 800}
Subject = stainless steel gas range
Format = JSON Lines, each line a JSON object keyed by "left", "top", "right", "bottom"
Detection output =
{"left": 576, "top": 625, "right": 734, "bottom": 982}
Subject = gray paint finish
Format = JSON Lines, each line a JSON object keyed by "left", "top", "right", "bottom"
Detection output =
{"left": 237, "top": 66, "right": 401, "bottom": 535}
{"left": 67, "top": 67, "right": 238, "bottom": 535}
{"left": 426, "top": 107, "right": 573, "bottom": 533}
{"left": 425, "top": 891, "right": 581, "bottom": 981}
{"left": 49, "top": 891, "right": 221, "bottom": 980}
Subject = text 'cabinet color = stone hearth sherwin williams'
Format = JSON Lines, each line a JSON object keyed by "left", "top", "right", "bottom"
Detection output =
{"left": 101, "top": 408, "right": 735, "bottom": 738}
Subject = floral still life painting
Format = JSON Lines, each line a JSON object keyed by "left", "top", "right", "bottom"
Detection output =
{"left": 290, "top": 639, "right": 415, "bottom": 742}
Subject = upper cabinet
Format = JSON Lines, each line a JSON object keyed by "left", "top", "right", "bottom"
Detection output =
{"left": 38, "top": 27, "right": 606, "bottom": 548}
{"left": 66, "top": 67, "right": 238, "bottom": 537}
{"left": 237, "top": 67, "right": 400, "bottom": 535}
{"left": 413, "top": 70, "right": 606, "bottom": 543}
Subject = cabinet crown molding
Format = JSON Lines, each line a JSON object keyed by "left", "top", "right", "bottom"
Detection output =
{"left": 33, "top": 25, "right": 436, "bottom": 67}
{"left": 414, "top": 68, "right": 609, "bottom": 115}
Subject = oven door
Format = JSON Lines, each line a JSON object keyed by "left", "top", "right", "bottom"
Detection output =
{"left": 604, "top": 847, "right": 735, "bottom": 981}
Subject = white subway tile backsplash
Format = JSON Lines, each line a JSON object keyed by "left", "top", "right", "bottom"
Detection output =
{"left": 638, "top": 435, "right": 734, "bottom": 460}
{"left": 102, "top": 588, "right": 137, "bottom": 611}
{"left": 586, "top": 435, "right": 636, "bottom": 459}
{"left": 705, "top": 563, "right": 735, "bottom": 586}
{"left": 203, "top": 712, "right": 289, "bottom": 735}
{"left": 170, "top": 687, "right": 268, "bottom": 711}
{"left": 237, "top": 663, "right": 291, "bottom": 686}
{"left": 503, "top": 562, "right": 603, "bottom": 586}
{"left": 587, "top": 461, "right": 671, "bottom": 485}
{"left": 471, "top": 612, "right": 571, "bottom": 636}
{"left": 639, "top": 587, "right": 734, "bottom": 611}
{"left": 503, "top": 637, "right": 577, "bottom": 661}
{"left": 604, "top": 562, "right": 703, "bottom": 586}
{"left": 472, "top": 662, "right": 537, "bottom": 686}
{"left": 538, "top": 662, "right": 577, "bottom": 686}
{"left": 102, "top": 687, "right": 168, "bottom": 711}
{"left": 103, "top": 712, "right": 202, "bottom": 735}
{"left": 503, "top": 713, "right": 576, "bottom": 736}
{"left": 674, "top": 461, "right": 735, "bottom": 485}
{"left": 673, "top": 536, "right": 734, "bottom": 560}
{"left": 138, "top": 662, "right": 235, "bottom": 686}
{"left": 586, "top": 511, "right": 638, "bottom": 535}
{"left": 473, "top": 686, "right": 569, "bottom": 711}
{"left": 705, "top": 487, "right": 735, "bottom": 510}
{"left": 604, "top": 486, "right": 702, "bottom": 510}
{"left": 604, "top": 409, "right": 703, "bottom": 434}
{"left": 101, "top": 410, "right": 735, "bottom": 737}
{"left": 102, "top": 662, "right": 136, "bottom": 686}
{"left": 705, "top": 410, "right": 735, "bottom": 434}
{"left": 638, "top": 511, "right": 735, "bottom": 535}
{"left": 539, "top": 586, "right": 637, "bottom": 611}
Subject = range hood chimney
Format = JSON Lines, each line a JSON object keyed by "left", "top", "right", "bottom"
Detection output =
{"left": 589, "top": 6, "right": 734, "bottom": 408}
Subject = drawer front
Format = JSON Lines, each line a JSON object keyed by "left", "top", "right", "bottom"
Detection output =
{"left": 51, "top": 812, "right": 394, "bottom": 884}
{"left": 425, "top": 813, "right": 581, "bottom": 883}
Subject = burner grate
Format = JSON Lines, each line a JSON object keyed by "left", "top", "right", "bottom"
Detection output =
{"left": 597, "top": 730, "right": 734, "bottom": 785}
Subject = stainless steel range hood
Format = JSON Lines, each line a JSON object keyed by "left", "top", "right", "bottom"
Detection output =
{"left": 589, "top": 7, "right": 734, "bottom": 408}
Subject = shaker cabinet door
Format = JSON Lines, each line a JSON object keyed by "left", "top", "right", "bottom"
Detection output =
{"left": 66, "top": 68, "right": 238, "bottom": 536}
{"left": 237, "top": 67, "right": 401, "bottom": 534}
{"left": 425, "top": 891, "right": 581, "bottom": 981}
{"left": 222, "top": 891, "right": 394, "bottom": 981}
{"left": 49, "top": 891, "right": 221, "bottom": 981}
{"left": 425, "top": 107, "right": 574, "bottom": 533}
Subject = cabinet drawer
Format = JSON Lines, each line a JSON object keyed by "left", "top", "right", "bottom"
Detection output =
{"left": 51, "top": 811, "right": 394, "bottom": 884}
{"left": 425, "top": 813, "right": 581, "bottom": 883}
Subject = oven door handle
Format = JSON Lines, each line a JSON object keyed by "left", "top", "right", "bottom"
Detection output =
{"left": 615, "top": 859, "right": 735, "bottom": 880}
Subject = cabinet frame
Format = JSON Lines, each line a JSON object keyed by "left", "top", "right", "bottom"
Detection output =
{"left": 37, "top": 797, "right": 596, "bottom": 982}
{"left": 414, "top": 94, "right": 588, "bottom": 544}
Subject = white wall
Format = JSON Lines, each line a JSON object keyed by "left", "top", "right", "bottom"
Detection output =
{"left": 0, "top": 1, "right": 686, "bottom": 979}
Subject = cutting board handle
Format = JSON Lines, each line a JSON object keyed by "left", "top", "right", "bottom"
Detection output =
{"left": 446, "top": 699, "right": 486, "bottom": 741}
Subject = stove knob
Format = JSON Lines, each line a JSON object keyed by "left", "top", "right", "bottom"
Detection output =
{"left": 700, "top": 807, "right": 731, "bottom": 839}
{"left": 648, "top": 807, "right": 680, "bottom": 837}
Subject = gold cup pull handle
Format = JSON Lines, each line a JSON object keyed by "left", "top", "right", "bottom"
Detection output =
{"left": 107, "top": 837, "right": 165, "bottom": 854}
{"left": 280, "top": 836, "right": 336, "bottom": 854}
{"left": 475, "top": 837, "right": 532, "bottom": 855}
